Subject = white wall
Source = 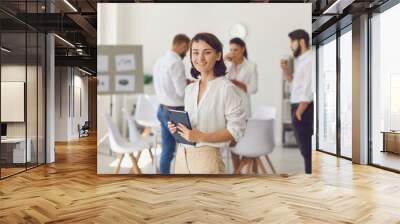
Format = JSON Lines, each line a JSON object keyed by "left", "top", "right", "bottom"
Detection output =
{"left": 55, "top": 67, "right": 89, "bottom": 141}
{"left": 70, "top": 74, "right": 89, "bottom": 138}
{"left": 98, "top": 3, "right": 311, "bottom": 144}
{"left": 55, "top": 67, "right": 68, "bottom": 141}
{"left": 79, "top": 75, "right": 89, "bottom": 123}
{"left": 2, "top": 64, "right": 46, "bottom": 163}
{"left": 1, "top": 65, "right": 38, "bottom": 138}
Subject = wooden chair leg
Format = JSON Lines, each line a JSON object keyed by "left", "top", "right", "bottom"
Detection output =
{"left": 253, "top": 159, "right": 260, "bottom": 175}
{"left": 251, "top": 159, "right": 257, "bottom": 174}
{"left": 256, "top": 158, "right": 267, "bottom": 174}
{"left": 135, "top": 150, "right": 142, "bottom": 161}
{"left": 231, "top": 152, "right": 241, "bottom": 173}
{"left": 115, "top": 154, "right": 125, "bottom": 174}
{"left": 265, "top": 155, "right": 276, "bottom": 174}
{"left": 134, "top": 150, "right": 142, "bottom": 169}
{"left": 246, "top": 159, "right": 253, "bottom": 175}
{"left": 129, "top": 153, "right": 142, "bottom": 174}
{"left": 234, "top": 159, "right": 245, "bottom": 174}
{"left": 252, "top": 158, "right": 258, "bottom": 174}
{"left": 147, "top": 148, "right": 154, "bottom": 164}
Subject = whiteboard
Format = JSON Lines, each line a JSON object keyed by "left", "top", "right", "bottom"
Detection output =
{"left": 1, "top": 82, "right": 25, "bottom": 122}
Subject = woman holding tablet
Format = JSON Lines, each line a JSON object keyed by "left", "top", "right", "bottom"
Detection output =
{"left": 168, "top": 33, "right": 247, "bottom": 174}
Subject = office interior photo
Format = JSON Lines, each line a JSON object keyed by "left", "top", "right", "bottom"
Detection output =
{"left": 96, "top": 3, "right": 311, "bottom": 175}
{"left": 0, "top": 0, "right": 400, "bottom": 223}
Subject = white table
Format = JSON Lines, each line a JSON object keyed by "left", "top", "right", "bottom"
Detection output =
{"left": 1, "top": 138, "right": 32, "bottom": 163}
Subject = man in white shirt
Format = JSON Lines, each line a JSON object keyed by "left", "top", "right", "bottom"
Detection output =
{"left": 280, "top": 29, "right": 313, "bottom": 174}
{"left": 153, "top": 34, "right": 190, "bottom": 174}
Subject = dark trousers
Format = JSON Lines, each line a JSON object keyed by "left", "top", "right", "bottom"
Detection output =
{"left": 291, "top": 102, "right": 313, "bottom": 174}
{"left": 157, "top": 105, "right": 184, "bottom": 174}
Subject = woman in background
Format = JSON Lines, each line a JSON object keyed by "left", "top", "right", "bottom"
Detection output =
{"left": 168, "top": 33, "right": 247, "bottom": 174}
{"left": 225, "top": 37, "right": 258, "bottom": 171}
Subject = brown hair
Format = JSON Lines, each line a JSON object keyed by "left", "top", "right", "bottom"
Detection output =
{"left": 288, "top": 29, "right": 310, "bottom": 48}
{"left": 230, "top": 37, "right": 248, "bottom": 59}
{"left": 189, "top": 32, "right": 227, "bottom": 79}
{"left": 172, "top": 34, "right": 190, "bottom": 46}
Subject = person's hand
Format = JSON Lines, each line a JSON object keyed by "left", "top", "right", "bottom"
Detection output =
{"left": 229, "top": 140, "right": 237, "bottom": 147}
{"left": 231, "top": 79, "right": 239, "bottom": 85}
{"left": 177, "top": 123, "right": 203, "bottom": 142}
{"left": 280, "top": 59, "right": 289, "bottom": 73}
{"left": 224, "top": 53, "right": 233, "bottom": 62}
{"left": 295, "top": 108, "right": 303, "bottom": 121}
{"left": 231, "top": 79, "right": 247, "bottom": 92}
{"left": 167, "top": 121, "right": 177, "bottom": 134}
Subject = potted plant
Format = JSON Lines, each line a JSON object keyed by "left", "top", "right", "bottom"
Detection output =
{"left": 143, "top": 73, "right": 154, "bottom": 94}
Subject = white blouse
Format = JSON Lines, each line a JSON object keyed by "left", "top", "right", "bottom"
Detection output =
{"left": 184, "top": 76, "right": 247, "bottom": 148}
{"left": 226, "top": 59, "right": 258, "bottom": 94}
{"left": 226, "top": 59, "right": 258, "bottom": 117}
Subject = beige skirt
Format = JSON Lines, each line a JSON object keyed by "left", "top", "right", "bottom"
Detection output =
{"left": 174, "top": 145, "right": 225, "bottom": 174}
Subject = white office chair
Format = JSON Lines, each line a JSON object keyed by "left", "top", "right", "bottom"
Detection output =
{"left": 122, "top": 108, "right": 154, "bottom": 164}
{"left": 231, "top": 118, "right": 277, "bottom": 175}
{"left": 134, "top": 94, "right": 160, "bottom": 128}
{"left": 134, "top": 95, "right": 161, "bottom": 169}
{"left": 103, "top": 113, "right": 148, "bottom": 174}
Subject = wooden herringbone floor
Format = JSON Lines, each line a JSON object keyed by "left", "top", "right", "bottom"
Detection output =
{"left": 1, "top": 135, "right": 400, "bottom": 224}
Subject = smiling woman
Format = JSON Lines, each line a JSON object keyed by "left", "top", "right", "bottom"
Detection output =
{"left": 167, "top": 33, "right": 247, "bottom": 174}
{"left": 189, "top": 33, "right": 227, "bottom": 79}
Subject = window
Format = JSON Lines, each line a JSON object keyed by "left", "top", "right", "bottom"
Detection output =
{"left": 370, "top": 2, "right": 400, "bottom": 171}
{"left": 0, "top": 2, "right": 46, "bottom": 179}
{"left": 339, "top": 29, "right": 352, "bottom": 158}
{"left": 317, "top": 36, "right": 337, "bottom": 154}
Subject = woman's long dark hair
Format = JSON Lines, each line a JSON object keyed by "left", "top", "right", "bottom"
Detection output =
{"left": 229, "top": 37, "right": 248, "bottom": 59}
{"left": 190, "top": 33, "right": 227, "bottom": 79}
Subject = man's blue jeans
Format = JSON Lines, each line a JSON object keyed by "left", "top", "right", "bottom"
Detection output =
{"left": 157, "top": 105, "right": 184, "bottom": 174}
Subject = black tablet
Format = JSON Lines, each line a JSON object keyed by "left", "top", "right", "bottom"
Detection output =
{"left": 167, "top": 109, "right": 196, "bottom": 146}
